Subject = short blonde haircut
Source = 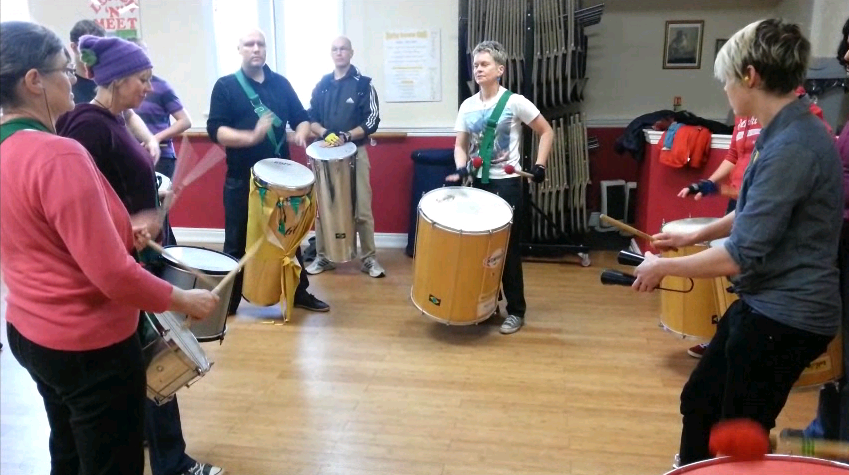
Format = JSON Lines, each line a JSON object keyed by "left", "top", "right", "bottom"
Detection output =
{"left": 714, "top": 18, "right": 809, "bottom": 94}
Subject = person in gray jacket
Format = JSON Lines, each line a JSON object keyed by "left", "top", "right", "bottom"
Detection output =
{"left": 632, "top": 19, "right": 843, "bottom": 467}
{"left": 306, "top": 36, "right": 384, "bottom": 278}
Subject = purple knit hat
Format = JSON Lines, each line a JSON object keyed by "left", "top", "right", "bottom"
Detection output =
{"left": 78, "top": 35, "right": 152, "bottom": 86}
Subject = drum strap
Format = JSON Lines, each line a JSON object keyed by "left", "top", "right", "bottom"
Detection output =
{"left": 478, "top": 90, "right": 512, "bottom": 184}
{"left": 0, "top": 118, "right": 51, "bottom": 144}
{"left": 235, "top": 69, "right": 285, "bottom": 157}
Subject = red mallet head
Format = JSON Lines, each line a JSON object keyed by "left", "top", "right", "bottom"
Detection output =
{"left": 504, "top": 164, "right": 516, "bottom": 175}
{"left": 709, "top": 419, "right": 770, "bottom": 460}
{"left": 471, "top": 157, "right": 483, "bottom": 168}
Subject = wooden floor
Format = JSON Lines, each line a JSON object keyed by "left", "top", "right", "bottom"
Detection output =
{"left": 0, "top": 249, "right": 820, "bottom": 475}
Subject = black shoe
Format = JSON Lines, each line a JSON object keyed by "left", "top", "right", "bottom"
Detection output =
{"left": 293, "top": 293, "right": 330, "bottom": 312}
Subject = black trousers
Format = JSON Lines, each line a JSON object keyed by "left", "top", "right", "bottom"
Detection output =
{"left": 223, "top": 176, "right": 310, "bottom": 316}
{"left": 7, "top": 323, "right": 146, "bottom": 475}
{"left": 472, "top": 177, "right": 526, "bottom": 318}
{"left": 678, "top": 299, "right": 833, "bottom": 464}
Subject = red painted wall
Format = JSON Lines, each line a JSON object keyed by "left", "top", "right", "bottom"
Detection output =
{"left": 170, "top": 136, "right": 454, "bottom": 233}
{"left": 634, "top": 139, "right": 729, "bottom": 250}
{"left": 170, "top": 128, "right": 712, "bottom": 241}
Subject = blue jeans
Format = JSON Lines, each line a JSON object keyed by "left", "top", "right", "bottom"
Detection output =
{"left": 7, "top": 322, "right": 146, "bottom": 475}
{"left": 804, "top": 225, "right": 849, "bottom": 441}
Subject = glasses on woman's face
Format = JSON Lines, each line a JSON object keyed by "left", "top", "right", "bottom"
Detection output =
{"left": 40, "top": 65, "right": 76, "bottom": 79}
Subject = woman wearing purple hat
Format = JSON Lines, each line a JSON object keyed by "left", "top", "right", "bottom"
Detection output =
{"left": 55, "top": 35, "right": 224, "bottom": 475}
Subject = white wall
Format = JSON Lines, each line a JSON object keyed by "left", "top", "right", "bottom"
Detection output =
{"left": 344, "top": 0, "right": 458, "bottom": 130}
{"left": 29, "top": 0, "right": 218, "bottom": 133}
{"left": 581, "top": 1, "right": 777, "bottom": 124}
{"left": 26, "top": 0, "right": 844, "bottom": 129}
{"left": 809, "top": 0, "right": 849, "bottom": 58}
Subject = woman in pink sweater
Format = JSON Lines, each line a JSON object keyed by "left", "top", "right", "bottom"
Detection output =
{"left": 0, "top": 22, "right": 217, "bottom": 475}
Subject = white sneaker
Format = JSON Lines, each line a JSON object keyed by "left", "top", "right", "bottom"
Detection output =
{"left": 183, "top": 462, "right": 224, "bottom": 475}
{"left": 305, "top": 256, "right": 335, "bottom": 275}
{"left": 361, "top": 256, "right": 386, "bottom": 278}
{"left": 500, "top": 315, "right": 524, "bottom": 334}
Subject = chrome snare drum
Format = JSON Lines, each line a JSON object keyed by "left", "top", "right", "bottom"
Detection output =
{"left": 140, "top": 311, "right": 211, "bottom": 405}
{"left": 159, "top": 246, "right": 238, "bottom": 342}
{"left": 306, "top": 141, "right": 357, "bottom": 263}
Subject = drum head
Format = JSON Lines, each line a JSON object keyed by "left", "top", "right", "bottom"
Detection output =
{"left": 666, "top": 454, "right": 849, "bottom": 474}
{"left": 161, "top": 246, "right": 238, "bottom": 276}
{"left": 418, "top": 186, "right": 513, "bottom": 232}
{"left": 155, "top": 172, "right": 171, "bottom": 193}
{"left": 306, "top": 141, "right": 356, "bottom": 161}
{"left": 154, "top": 311, "right": 211, "bottom": 372}
{"left": 709, "top": 237, "right": 728, "bottom": 248}
{"left": 252, "top": 158, "right": 315, "bottom": 190}
{"left": 662, "top": 217, "right": 718, "bottom": 234}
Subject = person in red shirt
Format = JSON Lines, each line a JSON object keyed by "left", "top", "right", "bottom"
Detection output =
{"left": 678, "top": 86, "right": 832, "bottom": 358}
{"left": 0, "top": 22, "right": 217, "bottom": 475}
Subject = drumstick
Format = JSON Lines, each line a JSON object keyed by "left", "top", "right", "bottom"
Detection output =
{"left": 146, "top": 241, "right": 218, "bottom": 288}
{"left": 211, "top": 238, "right": 264, "bottom": 296}
{"left": 503, "top": 164, "right": 534, "bottom": 179}
{"left": 599, "top": 214, "right": 655, "bottom": 242}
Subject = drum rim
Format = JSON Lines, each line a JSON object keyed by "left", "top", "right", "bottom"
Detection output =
{"left": 161, "top": 245, "right": 238, "bottom": 276}
{"left": 305, "top": 140, "right": 357, "bottom": 160}
{"left": 665, "top": 454, "right": 849, "bottom": 473}
{"left": 251, "top": 158, "right": 316, "bottom": 191}
{"left": 417, "top": 186, "right": 514, "bottom": 233}
{"left": 150, "top": 311, "right": 211, "bottom": 372}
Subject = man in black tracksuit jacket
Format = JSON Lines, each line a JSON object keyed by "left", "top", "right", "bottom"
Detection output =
{"left": 306, "top": 36, "right": 384, "bottom": 278}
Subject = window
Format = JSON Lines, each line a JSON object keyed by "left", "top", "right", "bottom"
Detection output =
{"left": 0, "top": 0, "right": 30, "bottom": 22}
{"left": 275, "top": 0, "right": 344, "bottom": 108}
{"left": 212, "top": 0, "right": 261, "bottom": 77}
{"left": 212, "top": 0, "right": 343, "bottom": 110}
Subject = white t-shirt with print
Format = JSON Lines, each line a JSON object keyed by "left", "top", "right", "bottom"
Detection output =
{"left": 454, "top": 86, "right": 541, "bottom": 180}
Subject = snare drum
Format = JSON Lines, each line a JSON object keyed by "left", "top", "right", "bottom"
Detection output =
{"left": 306, "top": 141, "right": 357, "bottom": 263}
{"left": 709, "top": 238, "right": 737, "bottom": 319}
{"left": 243, "top": 159, "right": 317, "bottom": 320}
{"left": 411, "top": 187, "right": 513, "bottom": 325}
{"left": 665, "top": 454, "right": 849, "bottom": 474}
{"left": 660, "top": 218, "right": 719, "bottom": 339}
{"left": 140, "top": 311, "right": 211, "bottom": 405}
{"left": 159, "top": 246, "right": 238, "bottom": 342}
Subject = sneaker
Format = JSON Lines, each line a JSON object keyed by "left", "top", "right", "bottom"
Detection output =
{"left": 183, "top": 462, "right": 224, "bottom": 475}
{"left": 293, "top": 293, "right": 330, "bottom": 312}
{"left": 500, "top": 315, "right": 524, "bottom": 334}
{"left": 361, "top": 256, "right": 386, "bottom": 278}
{"left": 305, "top": 256, "right": 335, "bottom": 275}
{"left": 687, "top": 343, "right": 709, "bottom": 358}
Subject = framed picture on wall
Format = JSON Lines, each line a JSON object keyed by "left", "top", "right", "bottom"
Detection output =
{"left": 663, "top": 20, "right": 704, "bottom": 69}
{"left": 715, "top": 38, "right": 728, "bottom": 59}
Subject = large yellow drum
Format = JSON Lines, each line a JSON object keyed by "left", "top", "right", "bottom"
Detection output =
{"left": 660, "top": 218, "right": 719, "bottom": 339}
{"left": 242, "top": 158, "right": 316, "bottom": 321}
{"left": 411, "top": 187, "right": 513, "bottom": 325}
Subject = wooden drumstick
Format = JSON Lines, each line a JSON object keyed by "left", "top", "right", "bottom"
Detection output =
{"left": 146, "top": 241, "right": 218, "bottom": 288}
{"left": 503, "top": 164, "right": 534, "bottom": 179}
{"left": 211, "top": 238, "right": 264, "bottom": 296}
{"left": 599, "top": 214, "right": 655, "bottom": 242}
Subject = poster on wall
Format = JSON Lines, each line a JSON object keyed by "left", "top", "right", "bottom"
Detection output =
{"left": 90, "top": 0, "right": 140, "bottom": 39}
{"left": 383, "top": 29, "right": 441, "bottom": 103}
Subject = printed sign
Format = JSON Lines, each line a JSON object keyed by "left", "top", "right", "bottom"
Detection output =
{"left": 89, "top": 0, "right": 140, "bottom": 39}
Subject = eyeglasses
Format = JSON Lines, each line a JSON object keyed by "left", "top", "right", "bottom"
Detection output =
{"left": 40, "top": 66, "right": 76, "bottom": 78}
{"left": 331, "top": 47, "right": 350, "bottom": 53}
